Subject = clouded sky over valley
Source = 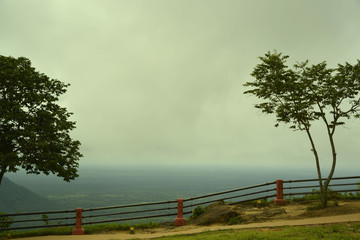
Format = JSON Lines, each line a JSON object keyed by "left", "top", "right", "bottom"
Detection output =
{"left": 1, "top": 0, "right": 360, "bottom": 172}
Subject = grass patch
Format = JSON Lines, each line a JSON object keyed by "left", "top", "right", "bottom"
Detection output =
{"left": 83, "top": 221, "right": 160, "bottom": 234}
{"left": 286, "top": 188, "right": 360, "bottom": 204}
{"left": 0, "top": 226, "right": 73, "bottom": 239}
{"left": 306, "top": 204, "right": 326, "bottom": 211}
{"left": 0, "top": 222, "right": 160, "bottom": 239}
{"left": 151, "top": 223, "right": 360, "bottom": 240}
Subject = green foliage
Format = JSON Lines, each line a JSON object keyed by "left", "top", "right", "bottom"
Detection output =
{"left": 330, "top": 224, "right": 342, "bottom": 233}
{"left": 244, "top": 51, "right": 360, "bottom": 207}
{"left": 188, "top": 205, "right": 206, "bottom": 221}
{"left": 0, "top": 222, "right": 160, "bottom": 238}
{"left": 0, "top": 212, "right": 12, "bottom": 231}
{"left": 0, "top": 226, "right": 72, "bottom": 238}
{"left": 255, "top": 198, "right": 271, "bottom": 207}
{"left": 287, "top": 189, "right": 360, "bottom": 203}
{"left": 41, "top": 214, "right": 49, "bottom": 226}
{"left": 0, "top": 55, "right": 82, "bottom": 184}
{"left": 244, "top": 51, "right": 360, "bottom": 131}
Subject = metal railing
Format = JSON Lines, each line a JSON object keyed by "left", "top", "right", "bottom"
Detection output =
{"left": 1, "top": 175, "right": 359, "bottom": 234}
{"left": 0, "top": 200, "right": 179, "bottom": 232}
{"left": 81, "top": 200, "right": 178, "bottom": 225}
{"left": 182, "top": 181, "right": 277, "bottom": 209}
{"left": 283, "top": 176, "right": 360, "bottom": 198}
{"left": 0, "top": 209, "right": 76, "bottom": 231}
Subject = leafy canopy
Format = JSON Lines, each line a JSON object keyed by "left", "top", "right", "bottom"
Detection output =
{"left": 244, "top": 51, "right": 360, "bottom": 132}
{"left": 0, "top": 55, "right": 82, "bottom": 181}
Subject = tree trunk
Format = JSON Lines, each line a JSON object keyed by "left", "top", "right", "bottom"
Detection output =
{"left": 0, "top": 170, "right": 5, "bottom": 186}
{"left": 321, "top": 188, "right": 328, "bottom": 207}
{"left": 305, "top": 128, "right": 324, "bottom": 204}
{"left": 322, "top": 133, "right": 337, "bottom": 207}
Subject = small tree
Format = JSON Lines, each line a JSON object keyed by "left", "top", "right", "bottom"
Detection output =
{"left": 0, "top": 55, "right": 82, "bottom": 186}
{"left": 244, "top": 51, "right": 360, "bottom": 207}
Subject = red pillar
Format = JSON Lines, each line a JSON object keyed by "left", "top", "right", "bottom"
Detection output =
{"left": 274, "top": 179, "right": 287, "bottom": 205}
{"left": 72, "top": 208, "right": 85, "bottom": 235}
{"left": 174, "top": 198, "right": 186, "bottom": 226}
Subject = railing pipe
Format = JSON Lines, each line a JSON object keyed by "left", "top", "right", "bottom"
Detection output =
{"left": 183, "top": 181, "right": 276, "bottom": 202}
{"left": 82, "top": 212, "right": 180, "bottom": 225}
{"left": 283, "top": 176, "right": 360, "bottom": 183}
{"left": 0, "top": 209, "right": 75, "bottom": 218}
{"left": 284, "top": 188, "right": 360, "bottom": 197}
{"left": 229, "top": 194, "right": 277, "bottom": 205}
{"left": 6, "top": 216, "right": 75, "bottom": 224}
{"left": 183, "top": 188, "right": 277, "bottom": 209}
{"left": 82, "top": 200, "right": 177, "bottom": 212}
{"left": 82, "top": 206, "right": 177, "bottom": 219}
{"left": 284, "top": 182, "right": 359, "bottom": 190}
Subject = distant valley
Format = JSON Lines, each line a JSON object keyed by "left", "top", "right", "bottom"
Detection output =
{"left": 2, "top": 165, "right": 359, "bottom": 214}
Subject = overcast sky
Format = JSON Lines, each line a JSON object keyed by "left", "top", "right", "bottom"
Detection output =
{"left": 1, "top": 0, "right": 360, "bottom": 173}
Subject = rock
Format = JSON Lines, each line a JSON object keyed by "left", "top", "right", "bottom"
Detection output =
{"left": 190, "top": 204, "right": 242, "bottom": 225}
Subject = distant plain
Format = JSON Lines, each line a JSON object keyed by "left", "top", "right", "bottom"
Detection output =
{"left": 6, "top": 164, "right": 359, "bottom": 210}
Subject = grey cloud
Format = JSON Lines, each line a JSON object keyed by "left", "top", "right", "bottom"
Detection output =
{"left": 0, "top": 0, "right": 359, "bottom": 170}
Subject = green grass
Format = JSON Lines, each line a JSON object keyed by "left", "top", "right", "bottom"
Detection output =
{"left": 0, "top": 221, "right": 160, "bottom": 239}
{"left": 285, "top": 188, "right": 360, "bottom": 203}
{"left": 145, "top": 223, "right": 360, "bottom": 240}
{"left": 2, "top": 222, "right": 360, "bottom": 240}
{"left": 0, "top": 226, "right": 73, "bottom": 239}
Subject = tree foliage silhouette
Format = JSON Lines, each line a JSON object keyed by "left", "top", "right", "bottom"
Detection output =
{"left": 0, "top": 55, "right": 82, "bottom": 186}
{"left": 244, "top": 51, "right": 360, "bottom": 206}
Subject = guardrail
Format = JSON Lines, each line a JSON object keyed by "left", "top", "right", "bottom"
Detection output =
{"left": 1, "top": 176, "right": 359, "bottom": 234}
{"left": 282, "top": 176, "right": 360, "bottom": 198}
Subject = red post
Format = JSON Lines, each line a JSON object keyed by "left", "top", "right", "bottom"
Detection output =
{"left": 72, "top": 208, "right": 85, "bottom": 235}
{"left": 274, "top": 179, "right": 287, "bottom": 205}
{"left": 174, "top": 198, "right": 186, "bottom": 226}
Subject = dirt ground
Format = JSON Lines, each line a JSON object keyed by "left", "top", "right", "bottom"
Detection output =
{"left": 16, "top": 200, "right": 360, "bottom": 240}
{"left": 190, "top": 199, "right": 360, "bottom": 225}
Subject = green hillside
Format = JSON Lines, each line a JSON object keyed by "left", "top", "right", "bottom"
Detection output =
{"left": 0, "top": 177, "right": 62, "bottom": 213}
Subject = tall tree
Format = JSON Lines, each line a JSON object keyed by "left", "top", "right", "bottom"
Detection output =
{"left": 244, "top": 51, "right": 360, "bottom": 207}
{"left": 0, "top": 55, "right": 82, "bottom": 186}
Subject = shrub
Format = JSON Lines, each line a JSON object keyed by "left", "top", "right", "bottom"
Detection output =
{"left": 0, "top": 213, "right": 13, "bottom": 231}
{"left": 188, "top": 205, "right": 206, "bottom": 221}
{"left": 42, "top": 214, "right": 49, "bottom": 226}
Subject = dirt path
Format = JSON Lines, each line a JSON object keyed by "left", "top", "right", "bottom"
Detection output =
{"left": 19, "top": 213, "right": 360, "bottom": 240}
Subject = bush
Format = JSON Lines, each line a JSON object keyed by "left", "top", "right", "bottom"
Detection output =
{"left": 188, "top": 205, "right": 206, "bottom": 221}
{"left": 0, "top": 213, "right": 13, "bottom": 231}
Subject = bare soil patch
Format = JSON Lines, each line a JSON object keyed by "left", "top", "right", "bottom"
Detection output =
{"left": 189, "top": 200, "right": 360, "bottom": 225}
